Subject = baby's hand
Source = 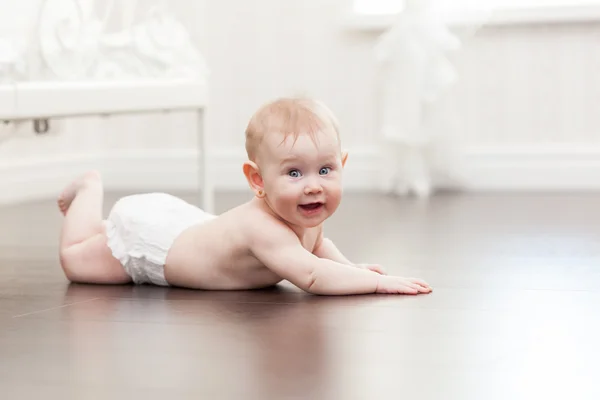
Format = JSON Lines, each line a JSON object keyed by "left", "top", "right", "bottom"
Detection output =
{"left": 355, "top": 264, "right": 387, "bottom": 275}
{"left": 376, "top": 275, "right": 432, "bottom": 295}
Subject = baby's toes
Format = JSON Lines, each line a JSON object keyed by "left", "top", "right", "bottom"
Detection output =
{"left": 57, "top": 199, "right": 67, "bottom": 215}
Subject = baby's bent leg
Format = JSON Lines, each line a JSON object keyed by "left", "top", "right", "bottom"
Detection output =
{"left": 58, "top": 170, "right": 104, "bottom": 246}
{"left": 58, "top": 171, "right": 131, "bottom": 284}
{"left": 60, "top": 233, "right": 132, "bottom": 284}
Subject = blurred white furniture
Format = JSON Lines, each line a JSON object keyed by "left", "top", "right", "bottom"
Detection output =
{"left": 0, "top": 79, "right": 213, "bottom": 212}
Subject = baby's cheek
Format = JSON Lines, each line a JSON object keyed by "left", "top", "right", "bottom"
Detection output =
{"left": 325, "top": 177, "right": 342, "bottom": 193}
{"left": 325, "top": 183, "right": 343, "bottom": 206}
{"left": 272, "top": 182, "right": 299, "bottom": 205}
{"left": 280, "top": 188, "right": 300, "bottom": 205}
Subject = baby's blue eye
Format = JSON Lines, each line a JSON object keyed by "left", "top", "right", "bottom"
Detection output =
{"left": 288, "top": 169, "right": 301, "bottom": 178}
{"left": 319, "top": 167, "right": 331, "bottom": 175}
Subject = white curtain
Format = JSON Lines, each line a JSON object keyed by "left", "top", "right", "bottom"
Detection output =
{"left": 374, "top": 0, "right": 491, "bottom": 197}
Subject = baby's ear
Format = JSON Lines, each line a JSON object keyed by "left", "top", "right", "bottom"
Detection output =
{"left": 243, "top": 160, "right": 264, "bottom": 196}
{"left": 341, "top": 150, "right": 349, "bottom": 167}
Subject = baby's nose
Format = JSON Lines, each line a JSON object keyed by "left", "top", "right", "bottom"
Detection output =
{"left": 304, "top": 183, "right": 323, "bottom": 195}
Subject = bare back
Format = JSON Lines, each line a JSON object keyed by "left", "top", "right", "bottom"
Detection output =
{"left": 164, "top": 198, "right": 321, "bottom": 290}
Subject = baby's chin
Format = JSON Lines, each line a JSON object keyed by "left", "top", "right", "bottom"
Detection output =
{"left": 294, "top": 219, "right": 325, "bottom": 229}
{"left": 274, "top": 212, "right": 325, "bottom": 229}
{"left": 292, "top": 209, "right": 330, "bottom": 228}
{"left": 268, "top": 201, "right": 332, "bottom": 228}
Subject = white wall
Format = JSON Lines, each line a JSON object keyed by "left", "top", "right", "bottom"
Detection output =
{"left": 447, "top": 22, "right": 600, "bottom": 147}
{"left": 1, "top": 0, "right": 600, "bottom": 204}
{"left": 200, "top": 0, "right": 380, "bottom": 149}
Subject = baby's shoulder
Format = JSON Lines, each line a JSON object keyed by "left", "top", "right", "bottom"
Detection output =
{"left": 241, "top": 205, "right": 297, "bottom": 242}
{"left": 221, "top": 200, "right": 287, "bottom": 235}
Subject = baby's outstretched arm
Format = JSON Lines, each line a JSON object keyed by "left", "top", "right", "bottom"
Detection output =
{"left": 313, "top": 235, "right": 387, "bottom": 275}
{"left": 313, "top": 235, "right": 353, "bottom": 265}
{"left": 251, "top": 223, "right": 430, "bottom": 295}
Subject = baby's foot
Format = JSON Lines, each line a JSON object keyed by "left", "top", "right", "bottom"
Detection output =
{"left": 57, "top": 170, "right": 101, "bottom": 215}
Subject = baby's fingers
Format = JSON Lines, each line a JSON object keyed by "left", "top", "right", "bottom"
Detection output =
{"left": 417, "top": 284, "right": 432, "bottom": 293}
{"left": 398, "top": 282, "right": 420, "bottom": 294}
{"left": 409, "top": 278, "right": 432, "bottom": 292}
{"left": 401, "top": 280, "right": 431, "bottom": 294}
{"left": 402, "top": 285, "right": 419, "bottom": 295}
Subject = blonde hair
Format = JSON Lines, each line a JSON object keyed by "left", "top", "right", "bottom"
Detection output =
{"left": 245, "top": 97, "right": 341, "bottom": 161}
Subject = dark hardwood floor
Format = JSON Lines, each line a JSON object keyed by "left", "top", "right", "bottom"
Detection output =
{"left": 1, "top": 191, "right": 599, "bottom": 399}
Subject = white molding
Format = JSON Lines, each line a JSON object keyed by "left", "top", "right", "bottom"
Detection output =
{"left": 0, "top": 79, "right": 208, "bottom": 121}
{"left": 1, "top": 145, "right": 600, "bottom": 205}
{"left": 343, "top": 4, "right": 600, "bottom": 32}
{"left": 0, "top": 85, "right": 16, "bottom": 117}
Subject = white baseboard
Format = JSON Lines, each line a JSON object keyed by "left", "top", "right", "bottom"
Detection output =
{"left": 1, "top": 145, "right": 599, "bottom": 205}
{"left": 458, "top": 146, "right": 600, "bottom": 191}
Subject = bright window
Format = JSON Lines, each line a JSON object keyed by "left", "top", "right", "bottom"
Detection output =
{"left": 353, "top": 0, "right": 600, "bottom": 15}
{"left": 353, "top": 0, "right": 405, "bottom": 15}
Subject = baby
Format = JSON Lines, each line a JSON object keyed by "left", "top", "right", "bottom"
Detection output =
{"left": 57, "top": 97, "right": 432, "bottom": 295}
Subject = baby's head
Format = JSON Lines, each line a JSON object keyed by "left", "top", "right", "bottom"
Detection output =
{"left": 243, "top": 97, "right": 348, "bottom": 228}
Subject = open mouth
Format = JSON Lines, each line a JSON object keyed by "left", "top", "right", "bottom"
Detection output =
{"left": 299, "top": 202, "right": 324, "bottom": 212}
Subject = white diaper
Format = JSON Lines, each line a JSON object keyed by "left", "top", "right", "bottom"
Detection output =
{"left": 104, "top": 193, "right": 216, "bottom": 286}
